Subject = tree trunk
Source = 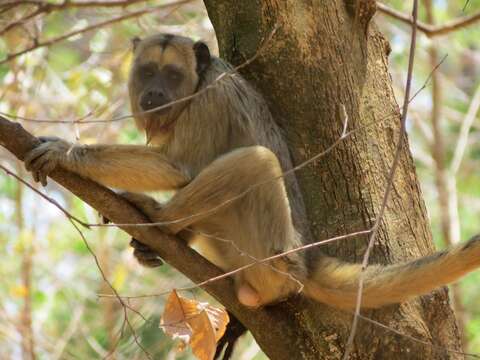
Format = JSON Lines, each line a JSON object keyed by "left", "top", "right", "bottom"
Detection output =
{"left": 204, "top": 0, "right": 462, "bottom": 358}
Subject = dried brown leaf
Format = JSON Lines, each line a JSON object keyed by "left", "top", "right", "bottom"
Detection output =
{"left": 160, "top": 290, "right": 230, "bottom": 360}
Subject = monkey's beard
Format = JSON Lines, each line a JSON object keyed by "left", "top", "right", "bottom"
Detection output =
{"left": 144, "top": 100, "right": 192, "bottom": 144}
{"left": 144, "top": 112, "right": 178, "bottom": 145}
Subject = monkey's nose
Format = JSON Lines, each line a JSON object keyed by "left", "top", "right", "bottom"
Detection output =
{"left": 141, "top": 89, "right": 170, "bottom": 112}
{"left": 147, "top": 89, "right": 165, "bottom": 99}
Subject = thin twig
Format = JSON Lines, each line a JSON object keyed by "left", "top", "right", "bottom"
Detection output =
{"left": 1, "top": 162, "right": 152, "bottom": 359}
{"left": 98, "top": 229, "right": 373, "bottom": 300}
{"left": 68, "top": 220, "right": 153, "bottom": 360}
{"left": 343, "top": 1, "right": 418, "bottom": 358}
{"left": 409, "top": 54, "right": 448, "bottom": 103}
{"left": 184, "top": 228, "right": 305, "bottom": 295}
{"left": 1, "top": 0, "right": 147, "bottom": 9}
{"left": 0, "top": 164, "right": 90, "bottom": 228}
{"left": 450, "top": 83, "right": 480, "bottom": 174}
{"left": 0, "top": 0, "right": 150, "bottom": 37}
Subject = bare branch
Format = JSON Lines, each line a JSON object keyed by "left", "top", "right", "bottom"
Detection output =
{"left": 0, "top": 0, "right": 149, "bottom": 36}
{"left": 377, "top": 2, "right": 480, "bottom": 37}
{"left": 1, "top": 0, "right": 147, "bottom": 9}
{"left": 0, "top": 0, "right": 193, "bottom": 65}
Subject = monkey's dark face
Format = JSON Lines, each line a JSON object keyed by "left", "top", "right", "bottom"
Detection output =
{"left": 135, "top": 62, "right": 184, "bottom": 116}
{"left": 128, "top": 34, "right": 211, "bottom": 142}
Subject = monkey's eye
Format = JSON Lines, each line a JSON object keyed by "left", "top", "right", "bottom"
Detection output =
{"left": 168, "top": 70, "right": 182, "bottom": 82}
{"left": 142, "top": 68, "right": 154, "bottom": 78}
{"left": 137, "top": 63, "right": 157, "bottom": 79}
{"left": 162, "top": 65, "right": 184, "bottom": 85}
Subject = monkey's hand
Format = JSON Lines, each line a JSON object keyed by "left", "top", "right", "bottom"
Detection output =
{"left": 24, "top": 136, "right": 73, "bottom": 186}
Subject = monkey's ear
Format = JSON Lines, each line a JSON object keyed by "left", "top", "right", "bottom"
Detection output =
{"left": 193, "top": 41, "right": 211, "bottom": 75}
{"left": 131, "top": 36, "right": 141, "bottom": 52}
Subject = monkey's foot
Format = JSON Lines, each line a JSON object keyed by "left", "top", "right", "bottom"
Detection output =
{"left": 237, "top": 284, "right": 261, "bottom": 308}
{"left": 130, "top": 238, "right": 163, "bottom": 267}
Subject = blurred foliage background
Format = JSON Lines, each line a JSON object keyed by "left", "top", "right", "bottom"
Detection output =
{"left": 0, "top": 0, "right": 479, "bottom": 358}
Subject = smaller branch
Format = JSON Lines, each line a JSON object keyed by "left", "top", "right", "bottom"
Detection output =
{"left": 0, "top": 0, "right": 149, "bottom": 37}
{"left": 377, "top": 2, "right": 480, "bottom": 37}
{"left": 98, "top": 229, "right": 372, "bottom": 300}
{"left": 409, "top": 54, "right": 448, "bottom": 103}
{"left": 0, "top": 0, "right": 193, "bottom": 65}
{"left": 0, "top": 5, "right": 43, "bottom": 37}
{"left": 1, "top": 0, "right": 147, "bottom": 9}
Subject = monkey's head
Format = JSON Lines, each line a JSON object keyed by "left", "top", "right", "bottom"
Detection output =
{"left": 128, "top": 34, "right": 211, "bottom": 143}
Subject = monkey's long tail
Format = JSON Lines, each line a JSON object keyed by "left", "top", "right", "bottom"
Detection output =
{"left": 303, "top": 235, "right": 480, "bottom": 309}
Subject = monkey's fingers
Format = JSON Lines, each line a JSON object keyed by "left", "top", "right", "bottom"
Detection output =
{"left": 37, "top": 160, "right": 57, "bottom": 187}
{"left": 28, "top": 154, "right": 57, "bottom": 186}
{"left": 214, "top": 312, "right": 247, "bottom": 360}
{"left": 24, "top": 143, "right": 52, "bottom": 171}
{"left": 32, "top": 170, "right": 40, "bottom": 183}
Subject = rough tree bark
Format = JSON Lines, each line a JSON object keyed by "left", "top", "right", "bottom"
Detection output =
{"left": 203, "top": 0, "right": 463, "bottom": 359}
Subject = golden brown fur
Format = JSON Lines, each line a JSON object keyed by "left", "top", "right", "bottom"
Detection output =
{"left": 25, "top": 33, "right": 480, "bottom": 309}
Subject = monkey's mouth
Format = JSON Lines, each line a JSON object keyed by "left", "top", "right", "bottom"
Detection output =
{"left": 142, "top": 101, "right": 171, "bottom": 116}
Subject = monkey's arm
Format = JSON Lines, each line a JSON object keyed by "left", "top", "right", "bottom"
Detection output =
{"left": 304, "top": 235, "right": 480, "bottom": 309}
{"left": 25, "top": 137, "right": 189, "bottom": 191}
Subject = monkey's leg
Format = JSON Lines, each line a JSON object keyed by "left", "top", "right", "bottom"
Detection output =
{"left": 24, "top": 138, "right": 189, "bottom": 191}
{"left": 125, "top": 146, "right": 304, "bottom": 306}
{"left": 144, "top": 146, "right": 294, "bottom": 235}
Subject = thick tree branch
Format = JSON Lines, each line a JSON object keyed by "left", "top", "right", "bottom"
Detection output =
{"left": 0, "top": 115, "right": 319, "bottom": 360}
